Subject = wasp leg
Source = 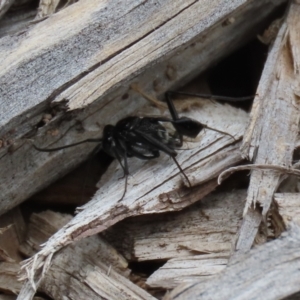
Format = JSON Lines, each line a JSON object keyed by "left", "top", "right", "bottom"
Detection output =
{"left": 31, "top": 138, "right": 103, "bottom": 152}
{"left": 166, "top": 91, "right": 254, "bottom": 102}
{"left": 165, "top": 92, "right": 236, "bottom": 141}
{"left": 134, "top": 129, "right": 191, "bottom": 187}
{"left": 112, "top": 150, "right": 129, "bottom": 202}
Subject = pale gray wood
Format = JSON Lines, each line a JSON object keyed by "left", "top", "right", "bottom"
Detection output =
{"left": 166, "top": 224, "right": 300, "bottom": 300}
{"left": 236, "top": 2, "right": 300, "bottom": 253}
{"left": 105, "top": 190, "right": 246, "bottom": 262}
{"left": 0, "top": 0, "right": 285, "bottom": 215}
{"left": 147, "top": 254, "right": 228, "bottom": 289}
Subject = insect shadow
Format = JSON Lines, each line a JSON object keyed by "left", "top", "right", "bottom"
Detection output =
{"left": 32, "top": 91, "right": 253, "bottom": 201}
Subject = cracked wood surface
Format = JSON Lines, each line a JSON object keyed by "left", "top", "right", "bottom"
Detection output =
{"left": 104, "top": 190, "right": 246, "bottom": 263}
{"left": 0, "top": 0, "right": 285, "bottom": 215}
{"left": 147, "top": 253, "right": 229, "bottom": 290}
{"left": 236, "top": 2, "right": 300, "bottom": 252}
{"left": 17, "top": 211, "right": 155, "bottom": 300}
{"left": 166, "top": 224, "right": 300, "bottom": 300}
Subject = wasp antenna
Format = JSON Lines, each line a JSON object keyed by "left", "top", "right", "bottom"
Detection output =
{"left": 168, "top": 91, "right": 254, "bottom": 102}
{"left": 165, "top": 92, "right": 179, "bottom": 121}
{"left": 202, "top": 125, "right": 236, "bottom": 141}
{"left": 31, "top": 138, "right": 103, "bottom": 152}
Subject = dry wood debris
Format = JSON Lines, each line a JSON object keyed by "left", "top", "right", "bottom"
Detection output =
{"left": 1, "top": 210, "right": 155, "bottom": 299}
{"left": 2, "top": 0, "right": 300, "bottom": 299}
{"left": 166, "top": 224, "right": 300, "bottom": 300}
{"left": 104, "top": 190, "right": 246, "bottom": 263}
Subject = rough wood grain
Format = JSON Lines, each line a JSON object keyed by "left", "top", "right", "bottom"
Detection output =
{"left": 147, "top": 253, "right": 228, "bottom": 289}
{"left": 40, "top": 238, "right": 155, "bottom": 300}
{"left": 0, "top": 0, "right": 285, "bottom": 215}
{"left": 105, "top": 190, "right": 246, "bottom": 262}
{"left": 17, "top": 210, "right": 155, "bottom": 300}
{"left": 166, "top": 224, "right": 300, "bottom": 300}
{"left": 275, "top": 193, "right": 300, "bottom": 226}
{"left": 236, "top": 2, "right": 300, "bottom": 252}
{"left": 19, "top": 210, "right": 73, "bottom": 257}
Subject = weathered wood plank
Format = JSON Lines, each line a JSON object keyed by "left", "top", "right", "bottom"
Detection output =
{"left": 236, "top": 2, "right": 300, "bottom": 252}
{"left": 0, "top": 0, "right": 285, "bottom": 215}
{"left": 147, "top": 254, "right": 228, "bottom": 289}
{"left": 166, "top": 224, "right": 300, "bottom": 300}
{"left": 105, "top": 190, "right": 246, "bottom": 262}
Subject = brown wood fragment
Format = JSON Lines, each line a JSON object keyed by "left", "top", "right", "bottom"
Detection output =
{"left": 84, "top": 266, "right": 156, "bottom": 300}
{"left": 0, "top": 208, "right": 26, "bottom": 296}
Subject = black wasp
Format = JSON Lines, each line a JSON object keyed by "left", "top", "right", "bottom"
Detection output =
{"left": 33, "top": 91, "right": 251, "bottom": 200}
